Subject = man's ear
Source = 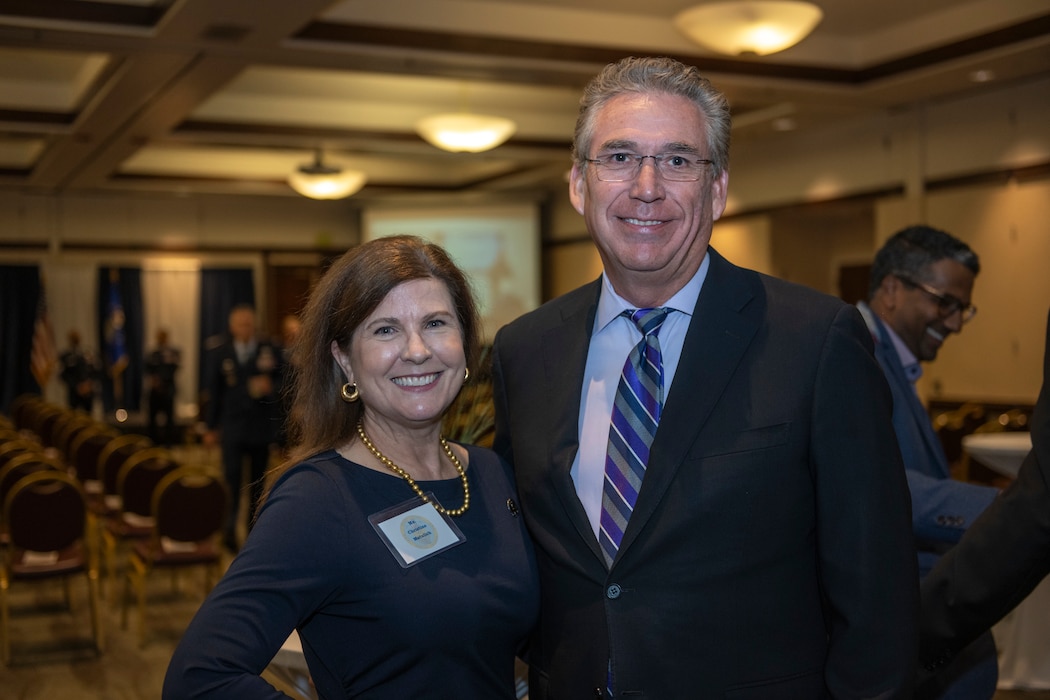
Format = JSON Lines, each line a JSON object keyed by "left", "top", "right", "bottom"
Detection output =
{"left": 873, "top": 274, "right": 902, "bottom": 311}
{"left": 568, "top": 162, "right": 586, "bottom": 215}
{"left": 710, "top": 168, "right": 729, "bottom": 221}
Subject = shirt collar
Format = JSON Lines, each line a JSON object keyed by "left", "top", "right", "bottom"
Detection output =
{"left": 594, "top": 250, "right": 710, "bottom": 334}
{"left": 880, "top": 315, "right": 923, "bottom": 382}
{"left": 856, "top": 301, "right": 922, "bottom": 382}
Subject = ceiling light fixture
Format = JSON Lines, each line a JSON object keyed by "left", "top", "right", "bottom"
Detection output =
{"left": 673, "top": 1, "right": 823, "bottom": 56}
{"left": 287, "top": 149, "right": 366, "bottom": 200}
{"left": 415, "top": 113, "right": 517, "bottom": 153}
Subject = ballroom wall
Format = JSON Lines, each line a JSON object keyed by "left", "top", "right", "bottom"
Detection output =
{"left": 545, "top": 73, "right": 1050, "bottom": 405}
{"left": 1, "top": 73, "right": 1047, "bottom": 410}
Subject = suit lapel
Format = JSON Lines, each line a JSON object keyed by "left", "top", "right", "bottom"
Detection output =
{"left": 869, "top": 312, "right": 950, "bottom": 477}
{"left": 541, "top": 280, "right": 607, "bottom": 562}
{"left": 618, "top": 250, "right": 761, "bottom": 556}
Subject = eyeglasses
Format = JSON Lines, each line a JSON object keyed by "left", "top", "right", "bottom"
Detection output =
{"left": 896, "top": 275, "right": 978, "bottom": 323}
{"left": 584, "top": 152, "right": 713, "bottom": 182}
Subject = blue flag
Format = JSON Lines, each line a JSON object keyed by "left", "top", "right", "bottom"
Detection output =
{"left": 104, "top": 268, "right": 129, "bottom": 377}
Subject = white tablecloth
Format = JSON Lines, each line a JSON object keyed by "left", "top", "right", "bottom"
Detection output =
{"left": 963, "top": 432, "right": 1032, "bottom": 478}
{"left": 962, "top": 432, "right": 1048, "bottom": 688}
{"left": 994, "top": 578, "right": 1050, "bottom": 689}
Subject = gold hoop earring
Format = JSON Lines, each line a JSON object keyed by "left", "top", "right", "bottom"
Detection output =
{"left": 340, "top": 383, "right": 360, "bottom": 403}
{"left": 463, "top": 368, "right": 470, "bottom": 383}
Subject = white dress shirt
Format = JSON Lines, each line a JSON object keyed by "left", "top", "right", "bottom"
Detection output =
{"left": 571, "top": 253, "right": 710, "bottom": 538}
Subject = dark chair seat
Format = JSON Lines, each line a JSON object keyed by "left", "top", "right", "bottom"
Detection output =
{"left": 122, "top": 466, "right": 227, "bottom": 646}
{"left": 1, "top": 470, "right": 103, "bottom": 664}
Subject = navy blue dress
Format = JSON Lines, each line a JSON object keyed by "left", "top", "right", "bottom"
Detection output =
{"left": 164, "top": 445, "right": 538, "bottom": 699}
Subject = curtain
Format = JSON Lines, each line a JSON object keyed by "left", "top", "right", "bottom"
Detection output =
{"left": 141, "top": 265, "right": 200, "bottom": 428}
{"left": 0, "top": 265, "right": 43, "bottom": 413}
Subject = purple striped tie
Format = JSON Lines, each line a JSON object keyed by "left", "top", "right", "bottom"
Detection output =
{"left": 599, "top": 307, "right": 669, "bottom": 566}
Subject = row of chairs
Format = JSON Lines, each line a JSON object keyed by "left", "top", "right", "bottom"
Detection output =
{"left": 0, "top": 410, "right": 103, "bottom": 665}
{"left": 1, "top": 399, "right": 228, "bottom": 662}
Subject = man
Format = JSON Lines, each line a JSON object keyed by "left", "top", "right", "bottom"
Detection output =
{"left": 203, "top": 304, "right": 284, "bottom": 552}
{"left": 491, "top": 56, "right": 917, "bottom": 698}
{"left": 274, "top": 314, "right": 301, "bottom": 454}
{"left": 857, "top": 226, "right": 999, "bottom": 697}
{"left": 59, "top": 329, "right": 99, "bottom": 413}
{"left": 918, "top": 308, "right": 1050, "bottom": 696}
{"left": 144, "top": 328, "right": 181, "bottom": 446}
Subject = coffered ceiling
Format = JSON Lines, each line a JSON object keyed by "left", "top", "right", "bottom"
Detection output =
{"left": 0, "top": 0, "right": 1047, "bottom": 204}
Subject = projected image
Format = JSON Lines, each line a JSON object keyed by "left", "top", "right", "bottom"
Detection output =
{"left": 365, "top": 205, "right": 540, "bottom": 340}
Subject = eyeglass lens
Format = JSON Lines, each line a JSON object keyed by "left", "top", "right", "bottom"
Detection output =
{"left": 592, "top": 154, "right": 707, "bottom": 182}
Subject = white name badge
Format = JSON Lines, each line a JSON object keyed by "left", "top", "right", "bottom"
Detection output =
{"left": 368, "top": 494, "right": 466, "bottom": 568}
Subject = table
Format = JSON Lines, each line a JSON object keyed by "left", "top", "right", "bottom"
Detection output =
{"left": 962, "top": 432, "right": 1048, "bottom": 689}
{"left": 962, "top": 432, "right": 1032, "bottom": 478}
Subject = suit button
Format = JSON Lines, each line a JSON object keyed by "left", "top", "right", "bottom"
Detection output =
{"left": 593, "top": 688, "right": 604, "bottom": 698}
{"left": 606, "top": 583, "right": 622, "bottom": 599}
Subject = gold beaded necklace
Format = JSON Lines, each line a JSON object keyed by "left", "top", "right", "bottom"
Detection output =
{"left": 356, "top": 421, "right": 470, "bottom": 517}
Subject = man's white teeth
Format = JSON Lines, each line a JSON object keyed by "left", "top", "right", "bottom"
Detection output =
{"left": 926, "top": 327, "right": 945, "bottom": 342}
{"left": 624, "top": 218, "right": 662, "bottom": 226}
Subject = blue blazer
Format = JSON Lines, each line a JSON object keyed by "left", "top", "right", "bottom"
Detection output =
{"left": 858, "top": 303, "right": 997, "bottom": 576}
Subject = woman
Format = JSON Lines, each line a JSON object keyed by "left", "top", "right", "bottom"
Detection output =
{"left": 164, "top": 235, "right": 538, "bottom": 699}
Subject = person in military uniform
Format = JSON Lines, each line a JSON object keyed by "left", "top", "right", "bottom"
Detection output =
{"left": 59, "top": 329, "right": 100, "bottom": 413}
{"left": 145, "top": 328, "right": 182, "bottom": 446}
{"left": 203, "top": 305, "right": 285, "bottom": 552}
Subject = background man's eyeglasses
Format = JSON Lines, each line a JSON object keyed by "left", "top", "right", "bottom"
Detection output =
{"left": 896, "top": 275, "right": 978, "bottom": 323}
{"left": 585, "top": 153, "right": 713, "bottom": 182}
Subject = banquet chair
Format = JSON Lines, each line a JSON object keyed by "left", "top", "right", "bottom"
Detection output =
{"left": 0, "top": 452, "right": 65, "bottom": 549}
{"left": 56, "top": 414, "right": 100, "bottom": 465}
{"left": 0, "top": 438, "right": 39, "bottom": 470}
{"left": 68, "top": 428, "right": 119, "bottom": 499}
{"left": 7, "top": 394, "right": 37, "bottom": 431}
{"left": 34, "top": 405, "right": 69, "bottom": 449}
{"left": 95, "top": 434, "right": 153, "bottom": 512}
{"left": 0, "top": 451, "right": 64, "bottom": 504}
{"left": 101, "top": 448, "right": 178, "bottom": 600}
{"left": 0, "top": 452, "right": 64, "bottom": 512}
{"left": 0, "top": 470, "right": 103, "bottom": 665}
{"left": 121, "top": 465, "right": 227, "bottom": 647}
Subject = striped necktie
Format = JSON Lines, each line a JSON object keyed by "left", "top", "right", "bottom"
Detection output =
{"left": 599, "top": 307, "right": 669, "bottom": 567}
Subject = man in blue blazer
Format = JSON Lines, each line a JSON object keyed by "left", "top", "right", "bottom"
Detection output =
{"left": 492, "top": 56, "right": 917, "bottom": 699}
{"left": 857, "top": 226, "right": 999, "bottom": 697}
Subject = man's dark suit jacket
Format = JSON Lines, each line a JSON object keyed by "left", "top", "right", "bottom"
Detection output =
{"left": 203, "top": 338, "right": 284, "bottom": 447}
{"left": 920, "top": 307, "right": 1050, "bottom": 683}
{"left": 492, "top": 249, "right": 919, "bottom": 699}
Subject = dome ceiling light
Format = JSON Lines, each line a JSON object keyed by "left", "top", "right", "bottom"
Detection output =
{"left": 673, "top": 1, "right": 823, "bottom": 56}
{"left": 287, "top": 149, "right": 366, "bottom": 200}
{"left": 415, "top": 112, "right": 517, "bottom": 153}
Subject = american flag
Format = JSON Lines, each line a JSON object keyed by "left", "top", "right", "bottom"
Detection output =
{"left": 30, "top": 273, "right": 58, "bottom": 389}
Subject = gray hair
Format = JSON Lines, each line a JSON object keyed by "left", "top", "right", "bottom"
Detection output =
{"left": 572, "top": 56, "right": 732, "bottom": 175}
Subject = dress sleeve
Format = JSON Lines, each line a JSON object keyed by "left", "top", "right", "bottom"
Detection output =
{"left": 163, "top": 462, "right": 349, "bottom": 699}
